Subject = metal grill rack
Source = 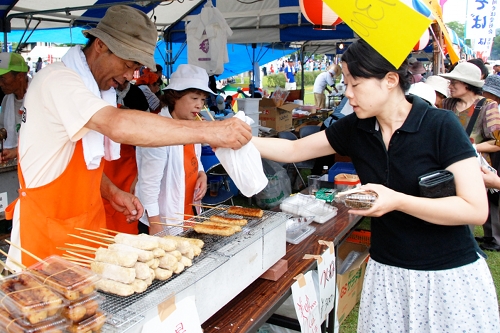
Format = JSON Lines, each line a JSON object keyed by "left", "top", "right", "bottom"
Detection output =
{"left": 100, "top": 205, "right": 288, "bottom": 332}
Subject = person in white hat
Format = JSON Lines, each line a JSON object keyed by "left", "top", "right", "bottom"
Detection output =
{"left": 423, "top": 75, "right": 449, "bottom": 108}
{"left": 0, "top": 52, "right": 29, "bottom": 164}
{"left": 408, "top": 82, "right": 436, "bottom": 106}
{"left": 135, "top": 64, "right": 214, "bottom": 235}
{"left": 313, "top": 64, "right": 341, "bottom": 109}
{"left": 440, "top": 62, "right": 500, "bottom": 147}
{"left": 6, "top": 5, "right": 251, "bottom": 270}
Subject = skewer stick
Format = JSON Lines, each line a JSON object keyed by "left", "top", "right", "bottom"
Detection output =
{"left": 0, "top": 248, "right": 26, "bottom": 270}
{"left": 176, "top": 213, "right": 209, "bottom": 219}
{"left": 0, "top": 260, "right": 16, "bottom": 275}
{"left": 161, "top": 216, "right": 203, "bottom": 224}
{"left": 68, "top": 234, "right": 110, "bottom": 247}
{"left": 150, "top": 222, "right": 193, "bottom": 228}
{"left": 5, "top": 240, "right": 44, "bottom": 264}
{"left": 65, "top": 243, "right": 99, "bottom": 252}
{"left": 75, "top": 228, "right": 112, "bottom": 238}
{"left": 57, "top": 247, "right": 96, "bottom": 254}
{"left": 196, "top": 113, "right": 203, "bottom": 121}
{"left": 100, "top": 228, "right": 120, "bottom": 234}
{"left": 202, "top": 107, "right": 216, "bottom": 121}
{"left": 66, "top": 250, "right": 93, "bottom": 261}
{"left": 63, "top": 256, "right": 92, "bottom": 263}
{"left": 190, "top": 203, "right": 226, "bottom": 210}
{"left": 79, "top": 232, "right": 114, "bottom": 242}
{"left": 68, "top": 261, "right": 90, "bottom": 268}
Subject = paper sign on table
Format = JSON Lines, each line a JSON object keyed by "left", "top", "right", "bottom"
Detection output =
{"left": 141, "top": 295, "right": 202, "bottom": 332}
{"left": 291, "top": 271, "right": 321, "bottom": 333}
{"left": 323, "top": 0, "right": 432, "bottom": 68}
{"left": 316, "top": 241, "right": 337, "bottom": 322}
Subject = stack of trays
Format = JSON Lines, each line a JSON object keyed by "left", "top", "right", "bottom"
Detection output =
{"left": 286, "top": 216, "right": 316, "bottom": 244}
{"left": 0, "top": 271, "right": 69, "bottom": 332}
{"left": 28, "top": 255, "right": 107, "bottom": 332}
{"left": 280, "top": 194, "right": 338, "bottom": 223}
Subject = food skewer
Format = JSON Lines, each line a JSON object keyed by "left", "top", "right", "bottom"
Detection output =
{"left": 0, "top": 248, "right": 26, "bottom": 270}
{"left": 79, "top": 232, "right": 114, "bottom": 242}
{"left": 68, "top": 234, "right": 111, "bottom": 246}
{"left": 56, "top": 247, "right": 96, "bottom": 254}
{"left": 5, "top": 239, "right": 44, "bottom": 263}
{"left": 190, "top": 203, "right": 226, "bottom": 210}
{"left": 150, "top": 222, "right": 193, "bottom": 228}
{"left": 174, "top": 213, "right": 210, "bottom": 219}
{"left": 101, "top": 228, "right": 120, "bottom": 234}
{"left": 75, "top": 228, "right": 112, "bottom": 238}
{"left": 65, "top": 243, "right": 98, "bottom": 252}
{"left": 62, "top": 255, "right": 92, "bottom": 264}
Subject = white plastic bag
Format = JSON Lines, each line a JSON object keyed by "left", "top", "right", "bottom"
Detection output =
{"left": 215, "top": 112, "right": 268, "bottom": 197}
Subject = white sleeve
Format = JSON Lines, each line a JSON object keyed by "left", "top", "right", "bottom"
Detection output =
{"left": 136, "top": 146, "right": 169, "bottom": 217}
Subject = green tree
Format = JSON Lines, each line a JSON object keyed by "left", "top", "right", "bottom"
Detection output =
{"left": 446, "top": 21, "right": 471, "bottom": 47}
{"left": 490, "top": 29, "right": 500, "bottom": 60}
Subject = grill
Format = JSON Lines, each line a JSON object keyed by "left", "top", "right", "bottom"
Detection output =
{"left": 100, "top": 205, "right": 289, "bottom": 332}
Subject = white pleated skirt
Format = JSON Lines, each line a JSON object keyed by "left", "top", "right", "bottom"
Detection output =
{"left": 357, "top": 257, "right": 500, "bottom": 333}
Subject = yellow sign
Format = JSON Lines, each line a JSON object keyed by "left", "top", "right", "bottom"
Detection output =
{"left": 323, "top": 0, "right": 432, "bottom": 68}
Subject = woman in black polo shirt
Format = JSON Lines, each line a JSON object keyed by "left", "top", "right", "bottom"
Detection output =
{"left": 252, "top": 39, "right": 499, "bottom": 332}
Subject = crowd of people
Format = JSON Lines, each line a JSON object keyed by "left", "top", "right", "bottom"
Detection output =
{"left": 0, "top": 3, "right": 499, "bottom": 332}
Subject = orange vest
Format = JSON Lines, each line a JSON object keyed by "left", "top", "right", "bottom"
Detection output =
{"left": 183, "top": 144, "right": 198, "bottom": 220}
{"left": 102, "top": 144, "right": 139, "bottom": 234}
{"left": 6, "top": 140, "right": 106, "bottom": 267}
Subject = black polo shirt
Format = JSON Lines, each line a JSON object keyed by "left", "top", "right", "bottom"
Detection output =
{"left": 326, "top": 96, "right": 479, "bottom": 270}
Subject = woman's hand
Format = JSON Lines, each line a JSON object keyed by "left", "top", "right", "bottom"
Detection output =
{"left": 347, "top": 183, "right": 401, "bottom": 217}
{"left": 193, "top": 172, "right": 208, "bottom": 202}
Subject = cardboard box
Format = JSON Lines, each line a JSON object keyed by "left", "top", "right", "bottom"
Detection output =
{"left": 336, "top": 241, "right": 369, "bottom": 324}
{"left": 259, "top": 98, "right": 300, "bottom": 132}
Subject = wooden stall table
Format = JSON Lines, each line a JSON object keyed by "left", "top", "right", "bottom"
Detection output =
{"left": 202, "top": 202, "right": 362, "bottom": 333}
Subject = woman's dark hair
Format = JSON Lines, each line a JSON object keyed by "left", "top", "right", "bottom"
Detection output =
{"left": 160, "top": 88, "right": 208, "bottom": 111}
{"left": 468, "top": 58, "right": 489, "bottom": 79}
{"left": 341, "top": 39, "right": 411, "bottom": 92}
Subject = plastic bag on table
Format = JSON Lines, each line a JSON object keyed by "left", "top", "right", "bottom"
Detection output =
{"left": 255, "top": 159, "right": 292, "bottom": 209}
{"left": 215, "top": 111, "right": 268, "bottom": 197}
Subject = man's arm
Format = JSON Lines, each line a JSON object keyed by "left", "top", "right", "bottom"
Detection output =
{"left": 86, "top": 106, "right": 252, "bottom": 149}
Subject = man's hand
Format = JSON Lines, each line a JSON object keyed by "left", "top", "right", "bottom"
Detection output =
{"left": 205, "top": 118, "right": 252, "bottom": 149}
{"left": 0, "top": 148, "right": 17, "bottom": 164}
{"left": 108, "top": 190, "right": 144, "bottom": 223}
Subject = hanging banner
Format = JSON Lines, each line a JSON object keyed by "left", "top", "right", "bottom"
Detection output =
{"left": 292, "top": 271, "right": 322, "bottom": 333}
{"left": 323, "top": 0, "right": 432, "bottom": 68}
{"left": 465, "top": 0, "right": 496, "bottom": 39}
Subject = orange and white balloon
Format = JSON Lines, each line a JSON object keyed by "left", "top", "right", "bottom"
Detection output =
{"left": 299, "top": 0, "right": 343, "bottom": 28}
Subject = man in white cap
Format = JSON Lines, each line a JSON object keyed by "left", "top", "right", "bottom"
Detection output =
{"left": 313, "top": 64, "right": 341, "bottom": 109}
{"left": 0, "top": 52, "right": 29, "bottom": 163}
{"left": 6, "top": 5, "right": 251, "bottom": 268}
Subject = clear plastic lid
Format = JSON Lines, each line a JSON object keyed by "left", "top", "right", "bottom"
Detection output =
{"left": 66, "top": 311, "right": 107, "bottom": 333}
{"left": 28, "top": 256, "right": 100, "bottom": 301}
{"left": 0, "top": 272, "right": 67, "bottom": 325}
{"left": 0, "top": 306, "right": 69, "bottom": 333}
{"left": 335, "top": 190, "right": 378, "bottom": 209}
{"left": 286, "top": 216, "right": 315, "bottom": 234}
{"left": 62, "top": 293, "right": 103, "bottom": 323}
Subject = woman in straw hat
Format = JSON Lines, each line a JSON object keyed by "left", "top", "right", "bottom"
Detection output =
{"left": 135, "top": 64, "right": 213, "bottom": 235}
{"left": 252, "top": 38, "right": 500, "bottom": 332}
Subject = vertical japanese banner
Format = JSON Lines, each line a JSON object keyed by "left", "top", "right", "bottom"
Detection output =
{"left": 467, "top": 0, "right": 498, "bottom": 58}
{"left": 313, "top": 240, "right": 336, "bottom": 322}
{"left": 141, "top": 295, "right": 203, "bottom": 332}
{"left": 292, "top": 271, "right": 322, "bottom": 333}
{"left": 323, "top": 0, "right": 431, "bottom": 68}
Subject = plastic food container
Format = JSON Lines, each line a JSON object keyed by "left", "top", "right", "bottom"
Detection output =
{"left": 66, "top": 311, "right": 107, "bottom": 333}
{"left": 286, "top": 216, "right": 316, "bottom": 245}
{"left": 334, "top": 173, "right": 360, "bottom": 191}
{"left": 62, "top": 293, "right": 104, "bottom": 323}
{"left": 0, "top": 272, "right": 66, "bottom": 325}
{"left": 301, "top": 201, "right": 338, "bottom": 223}
{"left": 28, "top": 256, "right": 100, "bottom": 301}
{"left": 279, "top": 193, "right": 316, "bottom": 216}
{"left": 335, "top": 190, "right": 378, "bottom": 209}
{"left": 0, "top": 307, "right": 69, "bottom": 333}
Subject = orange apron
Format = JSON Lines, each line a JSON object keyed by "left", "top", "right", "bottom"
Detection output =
{"left": 183, "top": 144, "right": 198, "bottom": 220}
{"left": 102, "top": 144, "right": 139, "bottom": 234}
{"left": 6, "top": 140, "right": 106, "bottom": 267}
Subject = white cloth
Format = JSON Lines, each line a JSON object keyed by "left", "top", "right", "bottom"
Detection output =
{"left": 186, "top": 2, "right": 232, "bottom": 75}
{"left": 0, "top": 94, "right": 23, "bottom": 148}
{"left": 358, "top": 257, "right": 500, "bottom": 332}
{"left": 61, "top": 46, "right": 120, "bottom": 169}
{"left": 215, "top": 111, "right": 268, "bottom": 197}
{"left": 135, "top": 107, "right": 204, "bottom": 232}
{"left": 313, "top": 71, "right": 335, "bottom": 94}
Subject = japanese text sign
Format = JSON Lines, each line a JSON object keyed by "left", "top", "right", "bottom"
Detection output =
{"left": 292, "top": 271, "right": 322, "bottom": 333}
{"left": 323, "top": 0, "right": 432, "bottom": 68}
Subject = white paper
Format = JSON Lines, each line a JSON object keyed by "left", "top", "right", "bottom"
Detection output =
{"left": 291, "top": 271, "right": 322, "bottom": 333}
{"left": 316, "top": 243, "right": 337, "bottom": 323}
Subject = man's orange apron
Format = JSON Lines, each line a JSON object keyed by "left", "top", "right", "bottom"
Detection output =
{"left": 6, "top": 140, "right": 106, "bottom": 267}
{"left": 102, "top": 144, "right": 138, "bottom": 234}
{"left": 183, "top": 144, "right": 198, "bottom": 220}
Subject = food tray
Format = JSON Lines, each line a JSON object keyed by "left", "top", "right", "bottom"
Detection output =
{"left": 63, "top": 292, "right": 104, "bottom": 323}
{"left": 286, "top": 216, "right": 315, "bottom": 234}
{"left": 0, "top": 307, "right": 69, "bottom": 333}
{"left": 0, "top": 271, "right": 66, "bottom": 325}
{"left": 335, "top": 190, "right": 378, "bottom": 209}
{"left": 28, "top": 256, "right": 99, "bottom": 301}
{"left": 286, "top": 225, "right": 316, "bottom": 244}
{"left": 67, "top": 311, "right": 106, "bottom": 333}
{"left": 280, "top": 193, "right": 316, "bottom": 216}
{"left": 301, "top": 201, "right": 338, "bottom": 223}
